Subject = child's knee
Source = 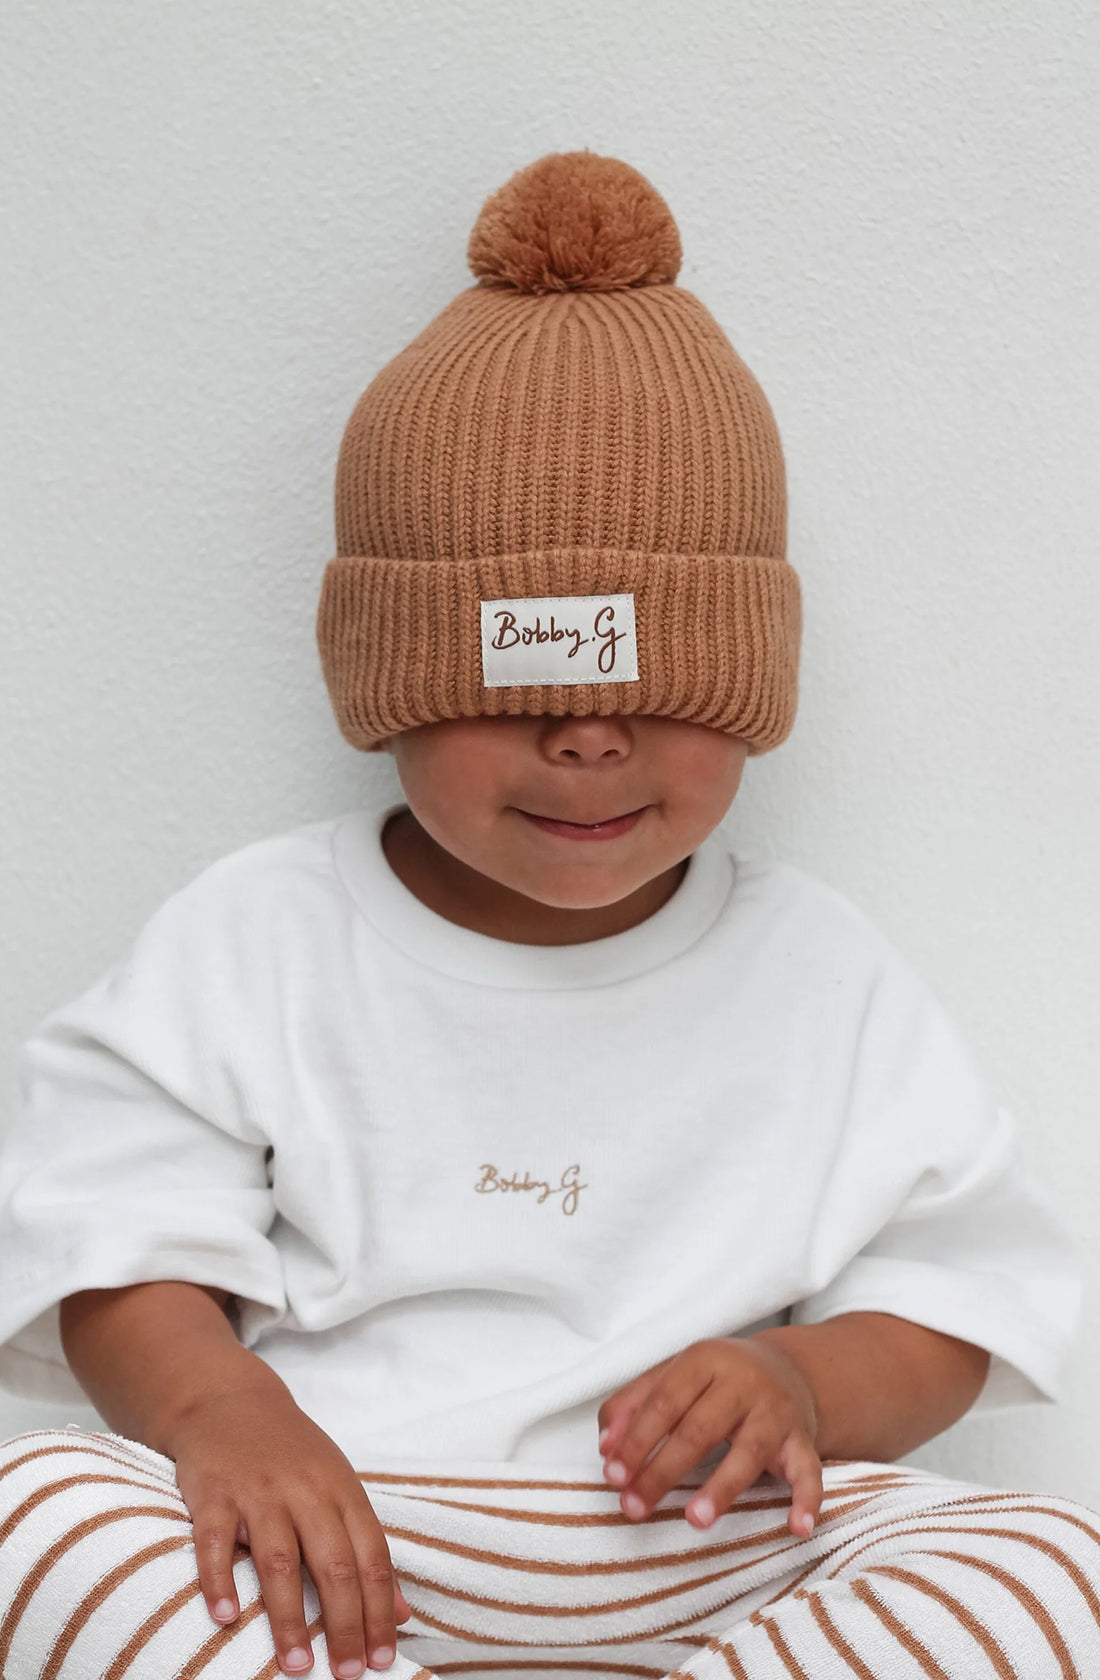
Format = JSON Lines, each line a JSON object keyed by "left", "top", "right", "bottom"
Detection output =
{"left": 0, "top": 1428, "right": 276, "bottom": 1680}
{"left": 0, "top": 1424, "right": 179, "bottom": 1491}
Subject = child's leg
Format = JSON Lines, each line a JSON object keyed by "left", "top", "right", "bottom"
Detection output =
{"left": 0, "top": 1425, "right": 358, "bottom": 1680}
{"left": 695, "top": 1459, "right": 1100, "bottom": 1678}
{"left": 6, "top": 1430, "right": 1100, "bottom": 1680}
{"left": 357, "top": 1456, "right": 1100, "bottom": 1680}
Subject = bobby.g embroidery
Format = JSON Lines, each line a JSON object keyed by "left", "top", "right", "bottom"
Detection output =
{"left": 474, "top": 1162, "right": 587, "bottom": 1216}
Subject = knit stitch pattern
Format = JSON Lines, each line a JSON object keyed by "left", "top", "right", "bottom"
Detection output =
{"left": 316, "top": 151, "right": 801, "bottom": 755}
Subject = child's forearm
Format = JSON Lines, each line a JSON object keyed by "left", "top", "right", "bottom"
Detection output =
{"left": 748, "top": 1310, "right": 991, "bottom": 1462}
{"left": 59, "top": 1281, "right": 297, "bottom": 1459}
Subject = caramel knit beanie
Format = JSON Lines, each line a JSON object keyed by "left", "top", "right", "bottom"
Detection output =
{"left": 317, "top": 149, "right": 800, "bottom": 755}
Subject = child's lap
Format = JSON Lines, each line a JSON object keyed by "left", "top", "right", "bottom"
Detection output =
{"left": 4, "top": 1427, "right": 1100, "bottom": 1680}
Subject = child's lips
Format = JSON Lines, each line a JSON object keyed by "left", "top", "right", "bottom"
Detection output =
{"left": 518, "top": 806, "right": 649, "bottom": 841}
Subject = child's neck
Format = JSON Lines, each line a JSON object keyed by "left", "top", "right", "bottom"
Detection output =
{"left": 380, "top": 807, "right": 689, "bottom": 946}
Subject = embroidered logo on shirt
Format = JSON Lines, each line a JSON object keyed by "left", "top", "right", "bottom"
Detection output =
{"left": 474, "top": 1162, "right": 587, "bottom": 1216}
{"left": 480, "top": 594, "right": 639, "bottom": 688}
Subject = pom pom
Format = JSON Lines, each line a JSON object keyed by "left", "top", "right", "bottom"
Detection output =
{"left": 466, "top": 149, "right": 682, "bottom": 295}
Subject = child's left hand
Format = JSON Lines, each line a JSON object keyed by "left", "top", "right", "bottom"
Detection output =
{"left": 596, "top": 1336, "right": 822, "bottom": 1538}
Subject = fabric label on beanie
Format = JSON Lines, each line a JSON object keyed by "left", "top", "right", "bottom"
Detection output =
{"left": 480, "top": 594, "right": 639, "bottom": 688}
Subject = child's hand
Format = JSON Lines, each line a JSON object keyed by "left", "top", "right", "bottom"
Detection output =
{"left": 168, "top": 1384, "right": 413, "bottom": 1679}
{"left": 596, "top": 1337, "right": 822, "bottom": 1539}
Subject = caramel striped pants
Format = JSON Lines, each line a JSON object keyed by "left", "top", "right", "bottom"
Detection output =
{"left": 3, "top": 1426, "right": 1100, "bottom": 1679}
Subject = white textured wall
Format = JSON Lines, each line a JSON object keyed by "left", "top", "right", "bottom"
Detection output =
{"left": 3, "top": 1, "right": 1098, "bottom": 1504}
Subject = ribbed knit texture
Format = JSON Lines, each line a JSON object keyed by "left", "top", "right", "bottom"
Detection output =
{"left": 316, "top": 151, "right": 802, "bottom": 754}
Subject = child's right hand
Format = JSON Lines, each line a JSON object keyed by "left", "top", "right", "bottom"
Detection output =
{"left": 167, "top": 1384, "right": 412, "bottom": 1679}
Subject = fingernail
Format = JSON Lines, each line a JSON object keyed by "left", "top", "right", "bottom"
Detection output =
{"left": 800, "top": 1512, "right": 815, "bottom": 1535}
{"left": 213, "top": 1597, "right": 236, "bottom": 1620}
{"left": 623, "top": 1492, "right": 646, "bottom": 1518}
{"left": 371, "top": 1647, "right": 395, "bottom": 1668}
{"left": 689, "top": 1496, "right": 715, "bottom": 1525}
{"left": 598, "top": 1426, "right": 610, "bottom": 1450}
{"left": 605, "top": 1458, "right": 627, "bottom": 1485}
{"left": 336, "top": 1663, "right": 363, "bottom": 1678}
{"left": 284, "top": 1650, "right": 311, "bottom": 1673}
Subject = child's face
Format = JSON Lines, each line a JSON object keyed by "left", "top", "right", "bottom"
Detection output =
{"left": 383, "top": 713, "right": 748, "bottom": 914}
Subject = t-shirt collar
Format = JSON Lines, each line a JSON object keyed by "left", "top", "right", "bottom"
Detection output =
{"left": 331, "top": 785, "right": 735, "bottom": 990}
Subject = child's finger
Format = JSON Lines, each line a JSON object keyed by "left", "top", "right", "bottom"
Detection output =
{"left": 597, "top": 1389, "right": 650, "bottom": 1457}
{"left": 597, "top": 1357, "right": 680, "bottom": 1457}
{"left": 598, "top": 1412, "right": 633, "bottom": 1456}
{"left": 679, "top": 1413, "right": 775, "bottom": 1526}
{"left": 602, "top": 1366, "right": 714, "bottom": 1494}
{"left": 774, "top": 1431, "right": 823, "bottom": 1537}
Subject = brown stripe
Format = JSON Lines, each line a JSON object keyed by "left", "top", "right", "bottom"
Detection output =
{"left": 0, "top": 1473, "right": 188, "bottom": 1547}
{"left": 909, "top": 1519, "right": 1100, "bottom": 1632}
{"left": 366, "top": 1494, "right": 884, "bottom": 1640}
{"left": 425, "top": 1664, "right": 673, "bottom": 1677}
{"left": 825, "top": 1508, "right": 1100, "bottom": 1631}
{"left": 0, "top": 1491, "right": 191, "bottom": 1673}
{"left": 393, "top": 1484, "right": 893, "bottom": 1528}
{"left": 0, "top": 1501, "right": 189, "bottom": 1672}
{"left": 379, "top": 1492, "right": 874, "bottom": 1585}
{"left": 0, "top": 1431, "right": 169, "bottom": 1485}
{"left": 886, "top": 1490, "right": 1100, "bottom": 1571}
{"left": 699, "top": 1634, "right": 751, "bottom": 1680}
{"left": 394, "top": 1541, "right": 799, "bottom": 1626}
{"left": 856, "top": 1567, "right": 1015, "bottom": 1679}
{"left": 401, "top": 1590, "right": 755, "bottom": 1650}
{"left": 905, "top": 1549, "right": 1076, "bottom": 1678}
{"left": 41, "top": 1536, "right": 194, "bottom": 1680}
{"left": 750, "top": 1610, "right": 810, "bottom": 1679}
{"left": 980, "top": 1515, "right": 1100, "bottom": 1628}
{"left": 385, "top": 1506, "right": 873, "bottom": 1631}
{"left": 175, "top": 1592, "right": 278, "bottom": 1679}
{"left": 83, "top": 1430, "right": 176, "bottom": 1474}
{"left": 792, "top": 1587, "right": 881, "bottom": 1679}
{"left": 845, "top": 1578, "right": 952, "bottom": 1679}
{"left": 758, "top": 1558, "right": 823, "bottom": 1608}
{"left": 0, "top": 1437, "right": 183, "bottom": 1494}
{"left": 752, "top": 1498, "right": 913, "bottom": 1612}
{"left": 96, "top": 1538, "right": 253, "bottom": 1673}
{"left": 385, "top": 1495, "right": 739, "bottom": 1528}
{"left": 351, "top": 1465, "right": 923, "bottom": 1495}
{"left": 882, "top": 1487, "right": 1100, "bottom": 1525}
{"left": 357, "top": 1470, "right": 647, "bottom": 1490}
{"left": 100, "top": 1573, "right": 253, "bottom": 1680}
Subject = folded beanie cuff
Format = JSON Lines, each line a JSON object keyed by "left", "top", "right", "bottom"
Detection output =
{"left": 316, "top": 547, "right": 802, "bottom": 756}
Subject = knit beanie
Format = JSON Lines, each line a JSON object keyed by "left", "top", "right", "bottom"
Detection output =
{"left": 316, "top": 149, "right": 801, "bottom": 756}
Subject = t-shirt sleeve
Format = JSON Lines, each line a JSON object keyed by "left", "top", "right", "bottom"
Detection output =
{"left": 0, "top": 870, "right": 287, "bottom": 1404}
{"left": 786, "top": 928, "right": 1083, "bottom": 1419}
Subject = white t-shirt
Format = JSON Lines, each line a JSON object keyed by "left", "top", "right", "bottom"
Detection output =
{"left": 0, "top": 775, "right": 1082, "bottom": 1469}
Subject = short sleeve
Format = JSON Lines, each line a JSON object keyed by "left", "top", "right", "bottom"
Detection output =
{"left": 787, "top": 933, "right": 1083, "bottom": 1419}
{"left": 0, "top": 872, "right": 288, "bottom": 1404}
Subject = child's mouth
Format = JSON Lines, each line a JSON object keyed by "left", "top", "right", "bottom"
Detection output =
{"left": 517, "top": 806, "right": 649, "bottom": 841}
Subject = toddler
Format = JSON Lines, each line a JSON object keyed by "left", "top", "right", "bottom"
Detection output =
{"left": 1, "top": 149, "right": 1098, "bottom": 1680}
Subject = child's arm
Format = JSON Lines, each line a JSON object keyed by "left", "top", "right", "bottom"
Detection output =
{"left": 58, "top": 1281, "right": 289, "bottom": 1455}
{"left": 749, "top": 1310, "right": 991, "bottom": 1462}
{"left": 58, "top": 1281, "right": 412, "bottom": 1676}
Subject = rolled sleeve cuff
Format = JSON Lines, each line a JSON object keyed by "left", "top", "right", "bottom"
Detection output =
{"left": 0, "top": 1240, "right": 287, "bottom": 1404}
{"left": 787, "top": 1255, "right": 1079, "bottom": 1417}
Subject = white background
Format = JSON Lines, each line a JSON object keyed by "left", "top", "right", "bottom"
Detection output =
{"left": 2, "top": 1, "right": 1098, "bottom": 1503}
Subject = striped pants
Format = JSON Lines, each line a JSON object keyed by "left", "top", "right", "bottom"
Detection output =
{"left": 3, "top": 1427, "right": 1100, "bottom": 1679}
